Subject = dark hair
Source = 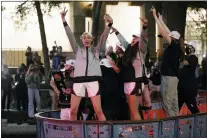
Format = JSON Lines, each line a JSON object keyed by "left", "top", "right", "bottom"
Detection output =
{"left": 122, "top": 42, "right": 139, "bottom": 66}
{"left": 116, "top": 47, "right": 124, "bottom": 55}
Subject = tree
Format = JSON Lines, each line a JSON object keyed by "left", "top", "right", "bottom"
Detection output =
{"left": 91, "top": 1, "right": 103, "bottom": 47}
{"left": 13, "top": 1, "right": 62, "bottom": 84}
{"left": 161, "top": 1, "right": 207, "bottom": 38}
{"left": 186, "top": 7, "right": 207, "bottom": 56}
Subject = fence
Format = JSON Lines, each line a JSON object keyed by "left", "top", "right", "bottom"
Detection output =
{"left": 35, "top": 95, "right": 207, "bottom": 138}
{"left": 2, "top": 48, "right": 44, "bottom": 67}
{"left": 35, "top": 112, "right": 207, "bottom": 138}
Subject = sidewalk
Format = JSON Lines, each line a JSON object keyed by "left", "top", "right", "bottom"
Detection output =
{"left": 2, "top": 108, "right": 50, "bottom": 138}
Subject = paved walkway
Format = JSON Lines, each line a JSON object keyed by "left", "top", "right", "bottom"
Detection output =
{"left": 2, "top": 108, "right": 50, "bottom": 138}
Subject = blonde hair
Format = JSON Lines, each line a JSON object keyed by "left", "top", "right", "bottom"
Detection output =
{"left": 80, "top": 32, "right": 94, "bottom": 40}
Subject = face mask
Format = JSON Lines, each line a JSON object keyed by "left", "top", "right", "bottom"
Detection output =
{"left": 185, "top": 47, "right": 194, "bottom": 55}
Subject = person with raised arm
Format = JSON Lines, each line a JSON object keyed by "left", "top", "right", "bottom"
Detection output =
{"left": 150, "top": 6, "right": 183, "bottom": 117}
{"left": 61, "top": 8, "right": 113, "bottom": 121}
{"left": 111, "top": 17, "right": 148, "bottom": 120}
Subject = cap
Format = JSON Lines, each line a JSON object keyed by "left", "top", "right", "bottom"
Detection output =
{"left": 65, "top": 59, "right": 76, "bottom": 67}
{"left": 116, "top": 42, "right": 125, "bottom": 51}
{"left": 100, "top": 58, "right": 112, "bottom": 68}
{"left": 186, "top": 40, "right": 197, "bottom": 48}
{"left": 132, "top": 33, "right": 140, "bottom": 38}
{"left": 169, "top": 31, "right": 180, "bottom": 40}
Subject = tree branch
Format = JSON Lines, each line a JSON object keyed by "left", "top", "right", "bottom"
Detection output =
{"left": 187, "top": 12, "right": 201, "bottom": 27}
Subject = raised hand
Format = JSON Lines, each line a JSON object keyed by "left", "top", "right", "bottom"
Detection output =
{"left": 158, "top": 12, "right": 163, "bottom": 21}
{"left": 150, "top": 6, "right": 157, "bottom": 18}
{"left": 104, "top": 14, "right": 113, "bottom": 24}
{"left": 60, "top": 7, "right": 68, "bottom": 20}
{"left": 139, "top": 17, "right": 148, "bottom": 26}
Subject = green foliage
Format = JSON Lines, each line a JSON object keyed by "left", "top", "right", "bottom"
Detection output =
{"left": 186, "top": 8, "right": 206, "bottom": 36}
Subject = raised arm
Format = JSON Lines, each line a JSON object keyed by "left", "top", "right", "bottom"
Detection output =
{"left": 139, "top": 17, "right": 148, "bottom": 54}
{"left": 112, "top": 27, "right": 129, "bottom": 49}
{"left": 95, "top": 14, "right": 113, "bottom": 53}
{"left": 158, "top": 13, "right": 171, "bottom": 35}
{"left": 61, "top": 8, "right": 79, "bottom": 54}
{"left": 150, "top": 6, "right": 171, "bottom": 44}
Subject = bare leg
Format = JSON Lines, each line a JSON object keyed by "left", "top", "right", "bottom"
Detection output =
{"left": 70, "top": 95, "right": 82, "bottom": 121}
{"left": 126, "top": 95, "right": 141, "bottom": 120}
{"left": 90, "top": 95, "right": 106, "bottom": 121}
{"left": 50, "top": 90, "right": 58, "bottom": 110}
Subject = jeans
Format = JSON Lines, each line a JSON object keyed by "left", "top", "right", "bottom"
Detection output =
{"left": 28, "top": 88, "right": 41, "bottom": 118}
{"left": 2, "top": 89, "right": 12, "bottom": 110}
{"left": 160, "top": 76, "right": 179, "bottom": 117}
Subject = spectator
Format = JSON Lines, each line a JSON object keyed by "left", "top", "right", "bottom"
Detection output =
{"left": 49, "top": 46, "right": 57, "bottom": 60}
{"left": 48, "top": 69, "right": 59, "bottom": 110}
{"left": 33, "top": 52, "right": 41, "bottom": 66}
{"left": 58, "top": 46, "right": 66, "bottom": 70}
{"left": 52, "top": 49, "right": 61, "bottom": 71}
{"left": 201, "top": 56, "right": 206, "bottom": 90}
{"left": 178, "top": 40, "right": 199, "bottom": 114}
{"left": 2, "top": 64, "right": 14, "bottom": 111}
{"left": 15, "top": 63, "right": 28, "bottom": 112}
{"left": 25, "top": 46, "right": 33, "bottom": 67}
{"left": 50, "top": 59, "right": 75, "bottom": 120}
{"left": 25, "top": 65, "right": 41, "bottom": 122}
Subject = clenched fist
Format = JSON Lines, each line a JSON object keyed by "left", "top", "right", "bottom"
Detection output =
{"left": 104, "top": 14, "right": 113, "bottom": 24}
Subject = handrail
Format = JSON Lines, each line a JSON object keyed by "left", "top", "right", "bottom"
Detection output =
{"left": 35, "top": 111, "right": 207, "bottom": 124}
{"left": 35, "top": 111, "right": 207, "bottom": 138}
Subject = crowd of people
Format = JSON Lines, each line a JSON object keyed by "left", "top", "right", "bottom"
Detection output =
{"left": 1, "top": 6, "right": 206, "bottom": 123}
{"left": 48, "top": 7, "right": 204, "bottom": 121}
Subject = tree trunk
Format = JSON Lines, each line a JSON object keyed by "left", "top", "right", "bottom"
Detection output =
{"left": 34, "top": 1, "right": 50, "bottom": 84}
{"left": 92, "top": 1, "right": 102, "bottom": 47}
{"left": 206, "top": 9, "right": 207, "bottom": 56}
